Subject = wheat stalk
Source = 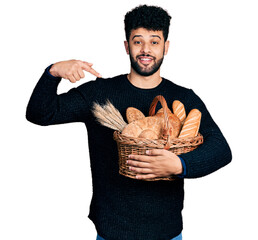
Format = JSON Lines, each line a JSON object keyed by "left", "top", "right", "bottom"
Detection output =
{"left": 91, "top": 100, "right": 127, "bottom": 132}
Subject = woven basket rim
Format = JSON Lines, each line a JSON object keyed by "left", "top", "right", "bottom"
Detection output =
{"left": 113, "top": 130, "right": 203, "bottom": 149}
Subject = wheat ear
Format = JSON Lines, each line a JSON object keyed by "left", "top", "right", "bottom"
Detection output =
{"left": 91, "top": 100, "right": 127, "bottom": 132}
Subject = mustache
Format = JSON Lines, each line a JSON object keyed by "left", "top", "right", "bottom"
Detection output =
{"left": 136, "top": 54, "right": 156, "bottom": 59}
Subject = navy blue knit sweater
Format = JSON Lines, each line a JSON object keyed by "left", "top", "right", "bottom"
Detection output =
{"left": 26, "top": 66, "right": 232, "bottom": 240}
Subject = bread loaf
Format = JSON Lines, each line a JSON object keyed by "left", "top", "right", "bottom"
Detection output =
{"left": 155, "top": 107, "right": 172, "bottom": 116}
{"left": 138, "top": 129, "right": 159, "bottom": 139}
{"left": 178, "top": 109, "right": 201, "bottom": 138}
{"left": 122, "top": 116, "right": 164, "bottom": 138}
{"left": 172, "top": 100, "right": 186, "bottom": 123}
{"left": 167, "top": 114, "right": 181, "bottom": 138}
{"left": 126, "top": 107, "right": 145, "bottom": 123}
{"left": 155, "top": 108, "right": 181, "bottom": 138}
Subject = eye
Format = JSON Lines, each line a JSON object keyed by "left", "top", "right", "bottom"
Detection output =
{"left": 134, "top": 41, "right": 141, "bottom": 45}
{"left": 152, "top": 41, "right": 158, "bottom": 45}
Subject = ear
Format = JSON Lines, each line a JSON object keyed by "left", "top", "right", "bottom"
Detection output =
{"left": 164, "top": 40, "right": 170, "bottom": 55}
{"left": 124, "top": 41, "right": 129, "bottom": 55}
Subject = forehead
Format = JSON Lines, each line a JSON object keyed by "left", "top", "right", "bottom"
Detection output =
{"left": 130, "top": 28, "right": 164, "bottom": 40}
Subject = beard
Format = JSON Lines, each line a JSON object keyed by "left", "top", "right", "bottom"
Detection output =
{"left": 129, "top": 49, "right": 165, "bottom": 77}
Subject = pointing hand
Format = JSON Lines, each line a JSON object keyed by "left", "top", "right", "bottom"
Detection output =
{"left": 49, "top": 59, "right": 102, "bottom": 83}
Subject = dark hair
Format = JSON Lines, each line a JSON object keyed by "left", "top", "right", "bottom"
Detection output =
{"left": 124, "top": 4, "right": 172, "bottom": 42}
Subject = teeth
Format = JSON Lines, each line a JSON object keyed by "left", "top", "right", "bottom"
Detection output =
{"left": 141, "top": 58, "right": 152, "bottom": 61}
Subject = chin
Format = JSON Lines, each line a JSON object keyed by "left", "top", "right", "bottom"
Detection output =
{"left": 137, "top": 70, "right": 159, "bottom": 77}
{"left": 130, "top": 56, "right": 164, "bottom": 77}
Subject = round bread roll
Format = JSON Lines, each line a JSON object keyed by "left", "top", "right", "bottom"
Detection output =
{"left": 121, "top": 121, "right": 143, "bottom": 138}
{"left": 122, "top": 116, "right": 164, "bottom": 138}
{"left": 126, "top": 107, "right": 145, "bottom": 123}
{"left": 138, "top": 129, "right": 159, "bottom": 139}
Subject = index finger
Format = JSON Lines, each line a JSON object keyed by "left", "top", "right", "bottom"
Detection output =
{"left": 128, "top": 154, "right": 152, "bottom": 162}
{"left": 146, "top": 149, "right": 167, "bottom": 156}
{"left": 81, "top": 62, "right": 102, "bottom": 78}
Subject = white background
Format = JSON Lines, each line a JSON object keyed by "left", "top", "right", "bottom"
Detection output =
{"left": 1, "top": 0, "right": 257, "bottom": 239}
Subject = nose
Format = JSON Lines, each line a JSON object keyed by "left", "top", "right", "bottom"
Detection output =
{"left": 140, "top": 43, "right": 151, "bottom": 54}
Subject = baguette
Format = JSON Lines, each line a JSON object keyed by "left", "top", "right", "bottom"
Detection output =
{"left": 178, "top": 109, "right": 201, "bottom": 138}
{"left": 172, "top": 100, "right": 186, "bottom": 123}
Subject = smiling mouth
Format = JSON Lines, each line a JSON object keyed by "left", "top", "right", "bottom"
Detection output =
{"left": 137, "top": 56, "right": 154, "bottom": 65}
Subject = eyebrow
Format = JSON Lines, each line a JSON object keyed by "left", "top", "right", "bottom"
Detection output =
{"left": 132, "top": 35, "right": 161, "bottom": 40}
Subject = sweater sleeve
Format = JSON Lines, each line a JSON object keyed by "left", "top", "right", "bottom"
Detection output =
{"left": 26, "top": 65, "right": 98, "bottom": 126}
{"left": 176, "top": 156, "right": 187, "bottom": 178}
{"left": 179, "top": 90, "right": 232, "bottom": 178}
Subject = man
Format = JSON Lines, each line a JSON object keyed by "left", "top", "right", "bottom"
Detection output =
{"left": 26, "top": 5, "right": 232, "bottom": 240}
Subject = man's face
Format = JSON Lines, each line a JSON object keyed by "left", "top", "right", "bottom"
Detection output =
{"left": 125, "top": 28, "right": 169, "bottom": 76}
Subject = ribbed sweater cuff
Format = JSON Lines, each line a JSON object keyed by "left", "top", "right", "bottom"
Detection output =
{"left": 45, "top": 64, "right": 62, "bottom": 82}
{"left": 177, "top": 156, "right": 186, "bottom": 178}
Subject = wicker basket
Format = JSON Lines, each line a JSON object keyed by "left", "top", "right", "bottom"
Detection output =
{"left": 113, "top": 95, "right": 203, "bottom": 181}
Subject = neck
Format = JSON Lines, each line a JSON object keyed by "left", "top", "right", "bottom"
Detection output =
{"left": 127, "top": 68, "right": 162, "bottom": 89}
